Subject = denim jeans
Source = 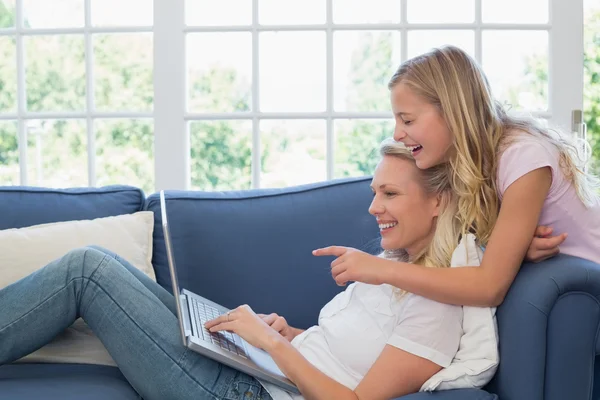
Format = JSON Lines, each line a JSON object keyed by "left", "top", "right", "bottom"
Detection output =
{"left": 0, "top": 246, "right": 273, "bottom": 400}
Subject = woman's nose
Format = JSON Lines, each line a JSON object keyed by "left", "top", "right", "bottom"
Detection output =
{"left": 369, "top": 199, "right": 384, "bottom": 216}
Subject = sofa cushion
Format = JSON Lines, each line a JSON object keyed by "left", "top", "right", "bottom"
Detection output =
{"left": 0, "top": 212, "right": 156, "bottom": 367}
{"left": 397, "top": 389, "right": 497, "bottom": 399}
{"left": 0, "top": 185, "right": 145, "bottom": 230}
{"left": 0, "top": 364, "right": 140, "bottom": 400}
{"left": 145, "top": 177, "right": 381, "bottom": 329}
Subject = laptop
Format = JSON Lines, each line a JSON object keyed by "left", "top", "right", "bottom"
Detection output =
{"left": 159, "top": 191, "right": 300, "bottom": 394}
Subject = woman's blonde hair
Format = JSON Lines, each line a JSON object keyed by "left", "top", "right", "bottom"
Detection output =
{"left": 388, "top": 45, "right": 600, "bottom": 245}
{"left": 377, "top": 139, "right": 461, "bottom": 273}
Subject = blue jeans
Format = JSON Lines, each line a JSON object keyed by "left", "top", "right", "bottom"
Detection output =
{"left": 0, "top": 246, "right": 273, "bottom": 400}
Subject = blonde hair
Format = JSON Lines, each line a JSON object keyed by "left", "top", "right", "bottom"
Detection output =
{"left": 377, "top": 139, "right": 460, "bottom": 273}
{"left": 388, "top": 45, "right": 600, "bottom": 245}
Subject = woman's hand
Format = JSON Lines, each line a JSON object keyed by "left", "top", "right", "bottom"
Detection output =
{"left": 257, "top": 313, "right": 302, "bottom": 342}
{"left": 526, "top": 226, "right": 567, "bottom": 263}
{"left": 312, "top": 246, "right": 392, "bottom": 286}
{"left": 204, "top": 305, "right": 282, "bottom": 351}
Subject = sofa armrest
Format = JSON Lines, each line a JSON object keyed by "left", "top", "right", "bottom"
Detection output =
{"left": 486, "top": 254, "right": 600, "bottom": 400}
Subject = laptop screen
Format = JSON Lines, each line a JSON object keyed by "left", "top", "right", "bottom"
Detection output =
{"left": 159, "top": 190, "right": 188, "bottom": 344}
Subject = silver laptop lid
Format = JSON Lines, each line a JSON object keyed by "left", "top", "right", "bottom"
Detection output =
{"left": 159, "top": 190, "right": 188, "bottom": 345}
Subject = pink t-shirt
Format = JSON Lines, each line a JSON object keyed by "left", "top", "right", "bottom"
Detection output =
{"left": 496, "top": 135, "right": 600, "bottom": 264}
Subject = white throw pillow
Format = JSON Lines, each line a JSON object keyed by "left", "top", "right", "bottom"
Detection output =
{"left": 0, "top": 211, "right": 156, "bottom": 367}
{"left": 420, "top": 233, "right": 499, "bottom": 391}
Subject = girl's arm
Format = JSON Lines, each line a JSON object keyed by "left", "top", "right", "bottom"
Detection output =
{"left": 314, "top": 167, "right": 552, "bottom": 307}
{"left": 377, "top": 167, "right": 552, "bottom": 307}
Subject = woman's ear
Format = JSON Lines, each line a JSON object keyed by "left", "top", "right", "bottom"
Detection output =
{"left": 431, "top": 192, "right": 446, "bottom": 217}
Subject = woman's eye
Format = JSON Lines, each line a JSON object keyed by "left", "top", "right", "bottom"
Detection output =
{"left": 385, "top": 192, "right": 397, "bottom": 197}
{"left": 403, "top": 120, "right": 412, "bottom": 125}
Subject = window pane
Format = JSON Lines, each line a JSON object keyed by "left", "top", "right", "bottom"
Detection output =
{"left": 91, "top": 0, "right": 153, "bottom": 26}
{"left": 186, "top": 0, "right": 251, "bottom": 26}
{"left": 260, "top": 32, "right": 325, "bottom": 112}
{"left": 0, "top": 0, "right": 16, "bottom": 28}
{"left": 482, "top": 0, "right": 548, "bottom": 23}
{"left": 261, "top": 120, "right": 326, "bottom": 188}
{"left": 584, "top": 0, "right": 600, "bottom": 176}
{"left": 482, "top": 30, "right": 548, "bottom": 111}
{"left": 259, "top": 0, "right": 325, "bottom": 25}
{"left": 95, "top": 119, "right": 154, "bottom": 194}
{"left": 0, "top": 36, "right": 16, "bottom": 113}
{"left": 334, "top": 119, "right": 393, "bottom": 178}
{"left": 333, "top": 0, "right": 401, "bottom": 24}
{"left": 190, "top": 120, "right": 252, "bottom": 191}
{"left": 25, "top": 35, "right": 85, "bottom": 112}
{"left": 26, "top": 119, "right": 87, "bottom": 187}
{"left": 187, "top": 33, "right": 252, "bottom": 113}
{"left": 23, "top": 0, "right": 84, "bottom": 28}
{"left": 0, "top": 121, "right": 19, "bottom": 185}
{"left": 94, "top": 33, "right": 153, "bottom": 112}
{"left": 407, "top": 30, "right": 475, "bottom": 59}
{"left": 334, "top": 31, "right": 401, "bottom": 112}
{"left": 407, "top": 0, "right": 474, "bottom": 23}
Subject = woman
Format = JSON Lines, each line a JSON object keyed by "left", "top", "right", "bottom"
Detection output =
{"left": 314, "top": 45, "right": 600, "bottom": 307}
{"left": 1, "top": 142, "right": 463, "bottom": 400}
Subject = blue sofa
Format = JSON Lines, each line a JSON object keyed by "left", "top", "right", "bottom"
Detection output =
{"left": 1, "top": 177, "right": 599, "bottom": 400}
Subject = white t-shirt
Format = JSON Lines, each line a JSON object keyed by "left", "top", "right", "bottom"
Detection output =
{"left": 259, "top": 282, "right": 464, "bottom": 399}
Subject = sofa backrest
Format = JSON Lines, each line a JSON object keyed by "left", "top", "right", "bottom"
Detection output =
{"left": 145, "top": 177, "right": 381, "bottom": 329}
{"left": 0, "top": 185, "right": 145, "bottom": 229}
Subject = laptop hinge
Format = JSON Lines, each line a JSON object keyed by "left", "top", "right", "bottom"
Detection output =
{"left": 180, "top": 294, "right": 193, "bottom": 337}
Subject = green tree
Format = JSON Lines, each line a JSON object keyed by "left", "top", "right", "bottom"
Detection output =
{"left": 582, "top": 10, "right": 600, "bottom": 174}
{"left": 0, "top": 1, "right": 157, "bottom": 190}
{"left": 523, "top": 10, "right": 600, "bottom": 175}
{"left": 335, "top": 31, "right": 397, "bottom": 178}
{"left": 0, "top": 1, "right": 18, "bottom": 183}
{"left": 0, "top": 0, "right": 397, "bottom": 190}
{"left": 189, "top": 67, "right": 254, "bottom": 190}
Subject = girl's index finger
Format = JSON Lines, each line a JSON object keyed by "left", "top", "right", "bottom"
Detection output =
{"left": 312, "top": 246, "right": 347, "bottom": 257}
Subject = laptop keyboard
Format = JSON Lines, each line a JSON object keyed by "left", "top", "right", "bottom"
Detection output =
{"left": 190, "top": 298, "right": 248, "bottom": 358}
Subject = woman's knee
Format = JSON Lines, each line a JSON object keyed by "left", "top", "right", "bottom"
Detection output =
{"left": 86, "top": 245, "right": 115, "bottom": 257}
{"left": 60, "top": 246, "right": 111, "bottom": 278}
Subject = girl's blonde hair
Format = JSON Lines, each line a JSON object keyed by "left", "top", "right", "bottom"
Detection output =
{"left": 377, "top": 139, "right": 460, "bottom": 273}
{"left": 388, "top": 45, "right": 600, "bottom": 245}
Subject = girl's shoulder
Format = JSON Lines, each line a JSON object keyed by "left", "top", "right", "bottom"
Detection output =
{"left": 499, "top": 128, "right": 559, "bottom": 162}
{"left": 499, "top": 128, "right": 552, "bottom": 150}
{"left": 496, "top": 129, "right": 560, "bottom": 198}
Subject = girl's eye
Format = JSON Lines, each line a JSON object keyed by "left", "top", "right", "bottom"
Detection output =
{"left": 385, "top": 192, "right": 397, "bottom": 197}
{"left": 403, "top": 120, "right": 412, "bottom": 126}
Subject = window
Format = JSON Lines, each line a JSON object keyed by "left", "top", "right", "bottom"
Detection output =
{"left": 0, "top": 0, "right": 154, "bottom": 193}
{"left": 0, "top": 0, "right": 588, "bottom": 192}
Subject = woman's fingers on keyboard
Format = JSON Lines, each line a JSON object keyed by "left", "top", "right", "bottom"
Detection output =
{"left": 258, "top": 313, "right": 278, "bottom": 326}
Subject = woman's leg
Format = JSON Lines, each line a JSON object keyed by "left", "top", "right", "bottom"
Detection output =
{"left": 85, "top": 245, "right": 177, "bottom": 316}
{"left": 0, "top": 247, "right": 272, "bottom": 400}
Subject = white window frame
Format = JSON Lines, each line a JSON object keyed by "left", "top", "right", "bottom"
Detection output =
{"left": 2, "top": 0, "right": 153, "bottom": 187}
{"left": 155, "top": 0, "right": 584, "bottom": 192}
{"left": 0, "top": 0, "right": 584, "bottom": 192}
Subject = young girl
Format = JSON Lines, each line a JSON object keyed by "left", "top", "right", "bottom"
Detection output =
{"left": 0, "top": 142, "right": 464, "bottom": 400}
{"left": 314, "top": 45, "right": 600, "bottom": 307}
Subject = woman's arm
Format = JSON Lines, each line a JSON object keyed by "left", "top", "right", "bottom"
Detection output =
{"left": 206, "top": 308, "right": 357, "bottom": 399}
{"left": 315, "top": 167, "right": 552, "bottom": 307}
{"left": 265, "top": 337, "right": 358, "bottom": 400}
{"left": 265, "top": 337, "right": 442, "bottom": 400}
{"left": 258, "top": 312, "right": 305, "bottom": 342}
